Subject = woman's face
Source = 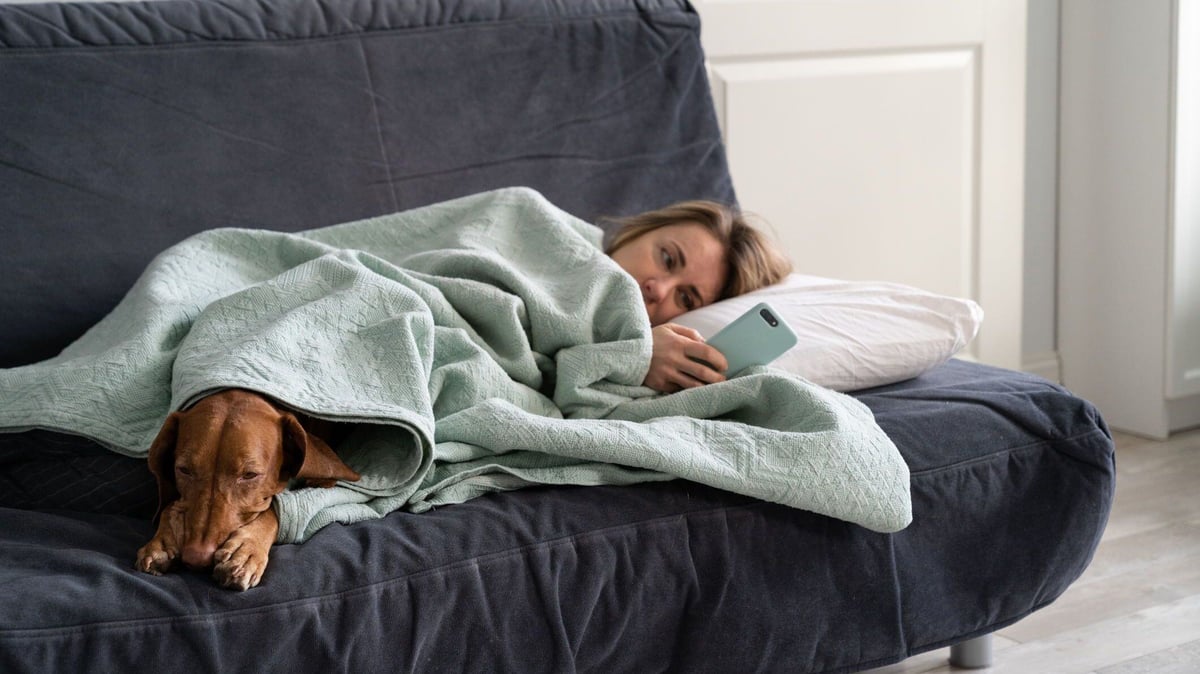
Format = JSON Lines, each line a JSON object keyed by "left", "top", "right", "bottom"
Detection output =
{"left": 610, "top": 222, "right": 728, "bottom": 326}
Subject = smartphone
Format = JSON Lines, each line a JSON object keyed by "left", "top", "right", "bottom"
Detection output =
{"left": 703, "top": 302, "right": 797, "bottom": 377}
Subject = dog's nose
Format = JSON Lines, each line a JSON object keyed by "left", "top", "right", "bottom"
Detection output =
{"left": 181, "top": 542, "right": 217, "bottom": 570}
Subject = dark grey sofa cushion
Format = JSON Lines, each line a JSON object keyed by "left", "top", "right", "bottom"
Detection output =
{"left": 0, "top": 0, "right": 733, "bottom": 366}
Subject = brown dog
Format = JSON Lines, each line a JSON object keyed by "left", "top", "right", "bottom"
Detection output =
{"left": 135, "top": 389, "right": 360, "bottom": 590}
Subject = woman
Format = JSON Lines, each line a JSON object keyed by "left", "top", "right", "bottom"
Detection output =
{"left": 606, "top": 201, "right": 792, "bottom": 394}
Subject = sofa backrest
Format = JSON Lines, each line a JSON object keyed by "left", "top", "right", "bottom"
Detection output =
{"left": 0, "top": 0, "right": 733, "bottom": 366}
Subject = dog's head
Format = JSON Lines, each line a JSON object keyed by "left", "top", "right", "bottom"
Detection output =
{"left": 147, "top": 389, "right": 360, "bottom": 569}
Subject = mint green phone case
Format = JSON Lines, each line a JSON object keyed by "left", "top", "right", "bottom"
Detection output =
{"left": 705, "top": 302, "right": 797, "bottom": 376}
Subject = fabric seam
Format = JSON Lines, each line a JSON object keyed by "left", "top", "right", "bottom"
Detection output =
{"left": 0, "top": 498, "right": 763, "bottom": 639}
{"left": 908, "top": 427, "right": 1113, "bottom": 478}
{"left": 0, "top": 7, "right": 694, "bottom": 53}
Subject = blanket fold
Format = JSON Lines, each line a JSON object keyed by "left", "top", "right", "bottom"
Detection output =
{"left": 0, "top": 187, "right": 912, "bottom": 541}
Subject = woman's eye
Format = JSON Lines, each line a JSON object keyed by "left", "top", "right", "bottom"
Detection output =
{"left": 680, "top": 291, "right": 696, "bottom": 311}
{"left": 660, "top": 248, "right": 674, "bottom": 269}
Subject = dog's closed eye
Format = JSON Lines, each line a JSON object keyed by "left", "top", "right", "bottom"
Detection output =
{"left": 137, "top": 391, "right": 361, "bottom": 590}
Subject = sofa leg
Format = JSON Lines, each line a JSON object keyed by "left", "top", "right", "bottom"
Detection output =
{"left": 949, "top": 634, "right": 994, "bottom": 669}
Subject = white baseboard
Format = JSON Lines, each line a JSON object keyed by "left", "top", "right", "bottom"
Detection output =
{"left": 1022, "top": 351, "right": 1061, "bottom": 383}
{"left": 1168, "top": 395, "right": 1200, "bottom": 436}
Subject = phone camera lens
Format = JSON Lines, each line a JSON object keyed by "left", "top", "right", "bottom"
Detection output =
{"left": 760, "top": 308, "right": 778, "bottom": 327}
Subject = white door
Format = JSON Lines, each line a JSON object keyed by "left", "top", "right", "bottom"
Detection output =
{"left": 696, "top": 0, "right": 1027, "bottom": 369}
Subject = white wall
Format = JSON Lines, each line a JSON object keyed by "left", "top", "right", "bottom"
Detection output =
{"left": 698, "top": 1, "right": 1061, "bottom": 377}
{"left": 1022, "top": 1, "right": 1059, "bottom": 375}
{"left": 1170, "top": 0, "right": 1200, "bottom": 399}
{"left": 1058, "top": 0, "right": 1200, "bottom": 437}
{"left": 697, "top": 0, "right": 1029, "bottom": 371}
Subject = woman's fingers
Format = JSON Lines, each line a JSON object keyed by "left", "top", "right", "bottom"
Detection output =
{"left": 687, "top": 362, "right": 726, "bottom": 385}
{"left": 661, "top": 323, "right": 728, "bottom": 374}
{"left": 684, "top": 342, "right": 728, "bottom": 375}
{"left": 671, "top": 352, "right": 725, "bottom": 388}
{"left": 664, "top": 323, "right": 705, "bottom": 342}
{"left": 646, "top": 323, "right": 728, "bottom": 392}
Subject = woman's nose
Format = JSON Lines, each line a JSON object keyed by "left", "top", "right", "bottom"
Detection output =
{"left": 643, "top": 278, "right": 667, "bottom": 303}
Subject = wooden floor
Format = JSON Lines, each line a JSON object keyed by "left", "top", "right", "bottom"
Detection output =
{"left": 867, "top": 428, "right": 1200, "bottom": 674}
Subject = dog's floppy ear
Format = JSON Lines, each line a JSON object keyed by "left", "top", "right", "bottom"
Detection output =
{"left": 281, "top": 414, "right": 361, "bottom": 488}
{"left": 147, "top": 412, "right": 181, "bottom": 522}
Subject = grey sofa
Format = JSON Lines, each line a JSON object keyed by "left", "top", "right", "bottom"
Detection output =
{"left": 0, "top": 1, "right": 1114, "bottom": 671}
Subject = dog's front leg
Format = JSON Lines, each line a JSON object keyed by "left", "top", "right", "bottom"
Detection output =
{"left": 212, "top": 507, "right": 278, "bottom": 591}
{"left": 136, "top": 501, "right": 186, "bottom": 576}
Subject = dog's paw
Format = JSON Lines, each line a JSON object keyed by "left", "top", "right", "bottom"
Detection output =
{"left": 212, "top": 535, "right": 269, "bottom": 591}
{"left": 135, "top": 539, "right": 177, "bottom": 576}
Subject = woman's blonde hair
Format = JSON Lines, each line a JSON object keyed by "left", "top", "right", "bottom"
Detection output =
{"left": 604, "top": 200, "right": 792, "bottom": 300}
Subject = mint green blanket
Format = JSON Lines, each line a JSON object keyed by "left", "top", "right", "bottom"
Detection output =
{"left": 0, "top": 188, "right": 911, "bottom": 541}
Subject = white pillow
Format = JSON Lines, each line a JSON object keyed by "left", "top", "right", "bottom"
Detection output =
{"left": 673, "top": 274, "right": 983, "bottom": 391}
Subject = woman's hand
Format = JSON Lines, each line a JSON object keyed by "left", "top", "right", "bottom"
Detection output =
{"left": 643, "top": 323, "right": 729, "bottom": 393}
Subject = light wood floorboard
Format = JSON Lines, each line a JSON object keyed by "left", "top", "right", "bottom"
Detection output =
{"left": 865, "top": 428, "right": 1200, "bottom": 673}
